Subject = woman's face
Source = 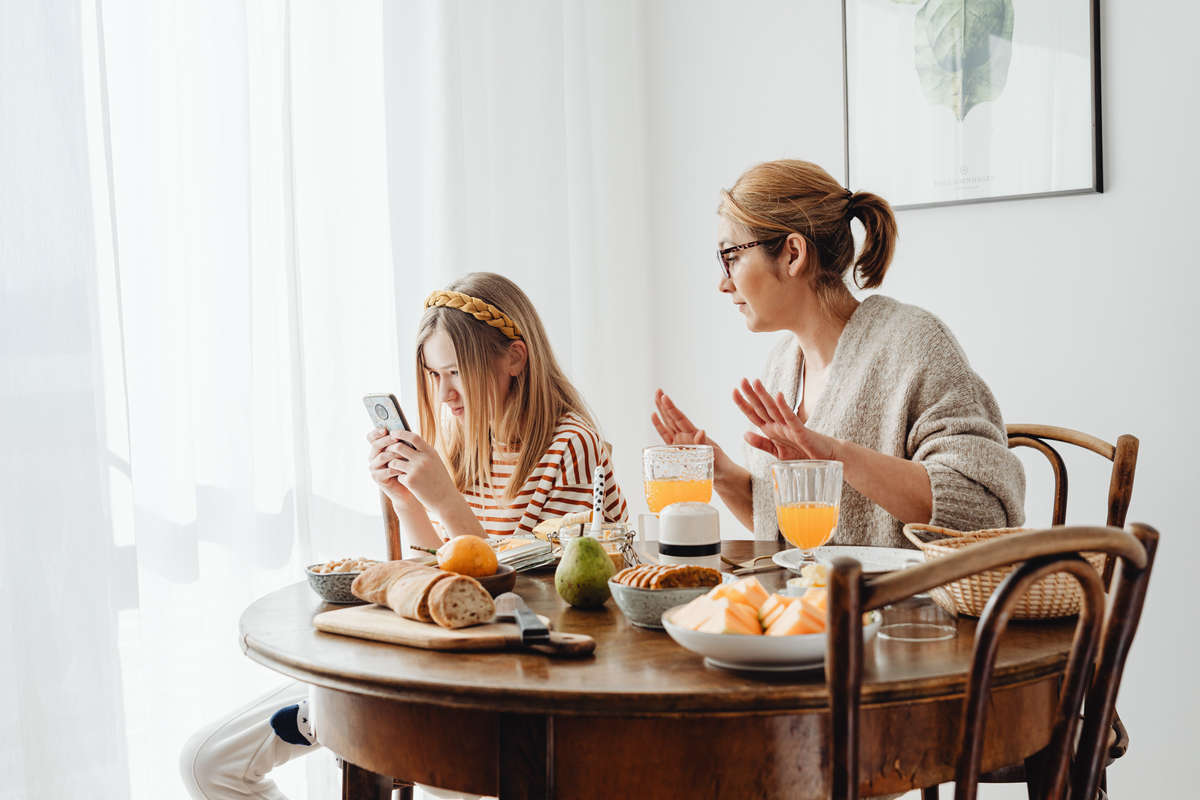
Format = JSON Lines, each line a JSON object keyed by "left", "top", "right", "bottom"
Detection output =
{"left": 717, "top": 216, "right": 799, "bottom": 332}
{"left": 421, "top": 328, "right": 466, "bottom": 418}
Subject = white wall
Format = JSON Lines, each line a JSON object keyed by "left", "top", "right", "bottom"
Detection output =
{"left": 645, "top": 0, "right": 1200, "bottom": 796}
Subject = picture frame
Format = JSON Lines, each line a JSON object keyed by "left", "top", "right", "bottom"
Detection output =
{"left": 843, "top": 0, "right": 1103, "bottom": 210}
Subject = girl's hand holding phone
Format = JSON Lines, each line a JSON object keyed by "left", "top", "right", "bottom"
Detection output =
{"left": 380, "top": 431, "right": 461, "bottom": 516}
{"left": 367, "top": 428, "right": 420, "bottom": 507}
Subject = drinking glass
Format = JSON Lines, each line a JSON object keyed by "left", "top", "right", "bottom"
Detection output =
{"left": 771, "top": 460, "right": 842, "bottom": 560}
{"left": 642, "top": 445, "right": 714, "bottom": 513}
{"left": 877, "top": 594, "right": 957, "bottom": 642}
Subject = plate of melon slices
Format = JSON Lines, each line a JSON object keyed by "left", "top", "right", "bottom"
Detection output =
{"left": 661, "top": 576, "right": 880, "bottom": 672}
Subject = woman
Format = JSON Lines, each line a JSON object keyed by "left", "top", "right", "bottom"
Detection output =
{"left": 182, "top": 272, "right": 627, "bottom": 800}
{"left": 653, "top": 159, "right": 1024, "bottom": 548}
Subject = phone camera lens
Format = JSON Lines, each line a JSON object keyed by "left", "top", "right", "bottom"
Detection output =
{"left": 374, "top": 403, "right": 389, "bottom": 419}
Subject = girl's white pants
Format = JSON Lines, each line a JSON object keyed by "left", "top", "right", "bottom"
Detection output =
{"left": 180, "top": 680, "right": 481, "bottom": 800}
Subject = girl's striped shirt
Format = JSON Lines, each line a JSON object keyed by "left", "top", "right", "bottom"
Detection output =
{"left": 461, "top": 413, "right": 629, "bottom": 537}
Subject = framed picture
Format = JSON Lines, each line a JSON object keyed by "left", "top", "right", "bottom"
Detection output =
{"left": 843, "top": 0, "right": 1102, "bottom": 210}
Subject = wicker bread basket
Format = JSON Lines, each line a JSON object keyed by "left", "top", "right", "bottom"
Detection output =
{"left": 902, "top": 524, "right": 1104, "bottom": 620}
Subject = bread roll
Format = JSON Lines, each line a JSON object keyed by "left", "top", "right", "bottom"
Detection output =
{"left": 351, "top": 560, "right": 453, "bottom": 623}
{"left": 427, "top": 575, "right": 495, "bottom": 629}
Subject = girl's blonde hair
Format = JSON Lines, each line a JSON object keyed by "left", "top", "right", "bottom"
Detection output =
{"left": 415, "top": 272, "right": 596, "bottom": 502}
{"left": 720, "top": 159, "right": 897, "bottom": 315}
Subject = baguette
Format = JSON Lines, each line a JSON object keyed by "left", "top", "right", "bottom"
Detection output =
{"left": 351, "top": 561, "right": 453, "bottom": 623}
{"left": 427, "top": 575, "right": 495, "bottom": 629}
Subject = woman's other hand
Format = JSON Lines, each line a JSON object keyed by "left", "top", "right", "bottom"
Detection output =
{"left": 367, "top": 427, "right": 419, "bottom": 507}
{"left": 651, "top": 389, "right": 738, "bottom": 481}
{"left": 733, "top": 379, "right": 841, "bottom": 461}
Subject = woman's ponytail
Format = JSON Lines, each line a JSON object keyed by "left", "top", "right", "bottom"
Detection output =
{"left": 848, "top": 191, "right": 897, "bottom": 290}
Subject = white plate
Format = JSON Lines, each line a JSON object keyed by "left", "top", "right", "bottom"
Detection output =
{"left": 703, "top": 657, "right": 825, "bottom": 674}
{"left": 772, "top": 546, "right": 922, "bottom": 575}
{"left": 662, "top": 605, "right": 880, "bottom": 669}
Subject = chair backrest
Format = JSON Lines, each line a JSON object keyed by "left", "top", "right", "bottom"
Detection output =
{"left": 824, "top": 523, "right": 1158, "bottom": 800}
{"left": 381, "top": 491, "right": 402, "bottom": 560}
{"left": 1007, "top": 424, "right": 1139, "bottom": 528}
{"left": 1007, "top": 424, "right": 1139, "bottom": 585}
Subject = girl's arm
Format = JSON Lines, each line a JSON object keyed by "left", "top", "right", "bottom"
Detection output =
{"left": 391, "top": 500, "right": 444, "bottom": 551}
{"left": 384, "top": 431, "right": 487, "bottom": 539}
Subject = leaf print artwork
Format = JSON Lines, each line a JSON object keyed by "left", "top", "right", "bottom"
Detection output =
{"left": 913, "top": 0, "right": 1015, "bottom": 121}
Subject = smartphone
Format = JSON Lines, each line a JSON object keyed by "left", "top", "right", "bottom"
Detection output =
{"left": 363, "top": 393, "right": 411, "bottom": 433}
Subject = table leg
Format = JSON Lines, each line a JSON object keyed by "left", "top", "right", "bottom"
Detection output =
{"left": 499, "top": 713, "right": 552, "bottom": 799}
{"left": 341, "top": 760, "right": 392, "bottom": 800}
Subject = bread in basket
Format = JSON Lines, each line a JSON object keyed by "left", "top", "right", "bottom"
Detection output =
{"left": 902, "top": 524, "right": 1105, "bottom": 620}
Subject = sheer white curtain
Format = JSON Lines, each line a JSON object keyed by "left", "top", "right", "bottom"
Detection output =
{"left": 2, "top": 0, "right": 656, "bottom": 798}
{"left": 383, "top": 0, "right": 656, "bottom": 513}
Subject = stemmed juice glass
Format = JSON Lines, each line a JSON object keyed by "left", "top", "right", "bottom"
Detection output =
{"left": 642, "top": 445, "right": 714, "bottom": 513}
{"left": 771, "top": 460, "right": 843, "bottom": 559}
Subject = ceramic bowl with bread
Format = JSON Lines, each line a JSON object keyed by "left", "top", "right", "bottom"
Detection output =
{"left": 305, "top": 558, "right": 381, "bottom": 603}
{"left": 607, "top": 564, "right": 724, "bottom": 629}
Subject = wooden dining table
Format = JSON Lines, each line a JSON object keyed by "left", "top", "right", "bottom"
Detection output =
{"left": 240, "top": 541, "right": 1077, "bottom": 799}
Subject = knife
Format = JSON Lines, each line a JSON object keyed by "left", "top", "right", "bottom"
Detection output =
{"left": 494, "top": 592, "right": 595, "bottom": 657}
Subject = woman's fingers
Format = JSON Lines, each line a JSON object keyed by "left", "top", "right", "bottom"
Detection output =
{"left": 737, "top": 379, "right": 773, "bottom": 426}
{"left": 651, "top": 412, "right": 674, "bottom": 444}
{"left": 743, "top": 431, "right": 778, "bottom": 458}
{"left": 659, "top": 391, "right": 699, "bottom": 434}
{"left": 387, "top": 459, "right": 410, "bottom": 473}
{"left": 751, "top": 380, "right": 788, "bottom": 426}
{"left": 732, "top": 386, "right": 765, "bottom": 427}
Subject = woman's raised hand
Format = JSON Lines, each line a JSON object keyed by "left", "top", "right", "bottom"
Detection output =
{"left": 733, "top": 379, "right": 840, "bottom": 461}
{"left": 651, "top": 389, "right": 736, "bottom": 479}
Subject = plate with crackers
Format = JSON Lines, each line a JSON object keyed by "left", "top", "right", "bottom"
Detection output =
{"left": 607, "top": 564, "right": 724, "bottom": 629}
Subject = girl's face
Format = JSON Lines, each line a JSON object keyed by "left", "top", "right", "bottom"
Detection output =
{"left": 421, "top": 327, "right": 527, "bottom": 421}
{"left": 422, "top": 328, "right": 466, "bottom": 418}
{"left": 716, "top": 216, "right": 805, "bottom": 332}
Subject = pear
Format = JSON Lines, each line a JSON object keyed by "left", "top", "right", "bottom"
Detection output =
{"left": 554, "top": 535, "right": 615, "bottom": 608}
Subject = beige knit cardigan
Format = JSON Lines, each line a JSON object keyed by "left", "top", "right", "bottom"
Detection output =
{"left": 746, "top": 295, "right": 1026, "bottom": 547}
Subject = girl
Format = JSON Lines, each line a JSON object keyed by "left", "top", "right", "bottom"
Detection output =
{"left": 653, "top": 159, "right": 1024, "bottom": 547}
{"left": 182, "top": 272, "right": 626, "bottom": 800}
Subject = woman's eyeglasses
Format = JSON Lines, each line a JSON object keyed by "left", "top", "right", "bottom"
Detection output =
{"left": 717, "top": 236, "right": 786, "bottom": 279}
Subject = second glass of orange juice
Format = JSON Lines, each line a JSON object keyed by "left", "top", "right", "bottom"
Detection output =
{"left": 642, "top": 445, "right": 713, "bottom": 513}
{"left": 771, "top": 460, "right": 843, "bottom": 553}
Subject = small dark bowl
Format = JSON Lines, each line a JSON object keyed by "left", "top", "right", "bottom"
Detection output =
{"left": 474, "top": 564, "right": 517, "bottom": 597}
{"left": 305, "top": 565, "right": 367, "bottom": 604}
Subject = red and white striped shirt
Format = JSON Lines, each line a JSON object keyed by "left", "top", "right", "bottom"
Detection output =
{"left": 462, "top": 413, "right": 629, "bottom": 537}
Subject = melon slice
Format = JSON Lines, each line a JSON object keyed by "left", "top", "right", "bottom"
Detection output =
{"left": 708, "top": 577, "right": 769, "bottom": 611}
{"left": 696, "top": 601, "right": 763, "bottom": 635}
{"left": 671, "top": 596, "right": 718, "bottom": 630}
{"left": 759, "top": 594, "right": 799, "bottom": 628}
{"left": 765, "top": 601, "right": 824, "bottom": 636}
{"left": 801, "top": 587, "right": 828, "bottom": 613}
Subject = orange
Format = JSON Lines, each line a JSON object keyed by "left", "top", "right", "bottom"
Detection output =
{"left": 436, "top": 536, "right": 498, "bottom": 577}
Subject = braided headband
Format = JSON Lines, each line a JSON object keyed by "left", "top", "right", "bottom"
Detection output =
{"left": 424, "top": 290, "right": 523, "bottom": 340}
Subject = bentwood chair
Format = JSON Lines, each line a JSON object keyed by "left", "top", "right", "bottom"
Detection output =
{"left": 1006, "top": 424, "right": 1140, "bottom": 587}
{"left": 824, "top": 523, "right": 1158, "bottom": 800}
{"left": 997, "top": 425, "right": 1140, "bottom": 795}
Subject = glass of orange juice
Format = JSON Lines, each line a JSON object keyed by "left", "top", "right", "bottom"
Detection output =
{"left": 642, "top": 445, "right": 714, "bottom": 513}
{"left": 771, "top": 460, "right": 843, "bottom": 557}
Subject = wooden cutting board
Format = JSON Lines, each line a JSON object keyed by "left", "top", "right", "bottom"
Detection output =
{"left": 313, "top": 604, "right": 594, "bottom": 657}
